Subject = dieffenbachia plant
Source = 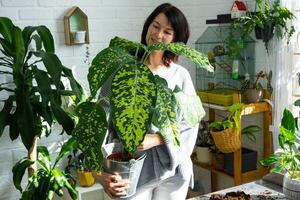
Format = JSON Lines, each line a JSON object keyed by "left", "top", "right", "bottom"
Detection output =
{"left": 72, "top": 37, "right": 213, "bottom": 171}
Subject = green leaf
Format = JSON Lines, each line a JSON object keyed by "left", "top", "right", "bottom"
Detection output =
{"left": 32, "top": 67, "right": 52, "bottom": 107}
{"left": 88, "top": 47, "right": 135, "bottom": 97}
{"left": 174, "top": 89, "right": 205, "bottom": 127}
{"left": 111, "top": 62, "right": 156, "bottom": 155}
{"left": 281, "top": 108, "right": 295, "bottom": 134}
{"left": 0, "top": 96, "right": 13, "bottom": 136}
{"left": 72, "top": 102, "right": 107, "bottom": 172}
{"left": 36, "top": 25, "right": 55, "bottom": 53}
{"left": 32, "top": 51, "right": 62, "bottom": 89}
{"left": 12, "top": 157, "right": 35, "bottom": 192}
{"left": 278, "top": 133, "right": 286, "bottom": 149}
{"left": 9, "top": 112, "right": 20, "bottom": 140}
{"left": 294, "top": 99, "right": 300, "bottom": 108}
{"left": 152, "top": 76, "right": 179, "bottom": 146}
{"left": 0, "top": 17, "right": 14, "bottom": 43}
{"left": 279, "top": 126, "right": 295, "bottom": 145}
{"left": 109, "top": 36, "right": 146, "bottom": 54}
{"left": 260, "top": 154, "right": 280, "bottom": 167}
{"left": 50, "top": 99, "right": 74, "bottom": 135}
{"left": 13, "top": 26, "right": 25, "bottom": 57}
{"left": 37, "top": 146, "right": 51, "bottom": 171}
{"left": 147, "top": 42, "right": 214, "bottom": 72}
{"left": 54, "top": 137, "right": 77, "bottom": 167}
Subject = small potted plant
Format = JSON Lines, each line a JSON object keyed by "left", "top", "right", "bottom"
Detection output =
{"left": 260, "top": 99, "right": 300, "bottom": 199}
{"left": 241, "top": 70, "right": 272, "bottom": 103}
{"left": 227, "top": 0, "right": 295, "bottom": 53}
{"left": 72, "top": 36, "right": 213, "bottom": 197}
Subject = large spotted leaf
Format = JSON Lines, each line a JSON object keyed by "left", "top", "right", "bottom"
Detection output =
{"left": 88, "top": 47, "right": 135, "bottom": 98}
{"left": 109, "top": 36, "right": 146, "bottom": 55}
{"left": 173, "top": 86, "right": 205, "bottom": 127}
{"left": 72, "top": 102, "right": 107, "bottom": 172}
{"left": 152, "top": 76, "right": 180, "bottom": 146}
{"left": 111, "top": 62, "right": 156, "bottom": 155}
{"left": 147, "top": 43, "right": 214, "bottom": 72}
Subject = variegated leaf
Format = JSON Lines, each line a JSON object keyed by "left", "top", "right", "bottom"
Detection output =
{"left": 147, "top": 43, "right": 214, "bottom": 72}
{"left": 72, "top": 102, "right": 107, "bottom": 172}
{"left": 109, "top": 36, "right": 146, "bottom": 55}
{"left": 152, "top": 76, "right": 180, "bottom": 146}
{"left": 88, "top": 47, "right": 135, "bottom": 97}
{"left": 173, "top": 87, "right": 205, "bottom": 127}
{"left": 111, "top": 62, "right": 156, "bottom": 155}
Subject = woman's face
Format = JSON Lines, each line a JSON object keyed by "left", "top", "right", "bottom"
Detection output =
{"left": 146, "top": 13, "right": 175, "bottom": 45}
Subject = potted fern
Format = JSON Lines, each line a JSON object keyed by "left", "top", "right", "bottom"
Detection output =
{"left": 72, "top": 36, "right": 213, "bottom": 197}
{"left": 0, "top": 17, "right": 83, "bottom": 199}
{"left": 261, "top": 99, "right": 300, "bottom": 199}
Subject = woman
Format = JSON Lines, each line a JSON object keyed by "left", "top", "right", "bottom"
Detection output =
{"left": 94, "top": 3, "right": 199, "bottom": 200}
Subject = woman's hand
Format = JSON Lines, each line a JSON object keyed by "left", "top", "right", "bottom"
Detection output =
{"left": 92, "top": 171, "right": 129, "bottom": 198}
{"left": 137, "top": 133, "right": 164, "bottom": 151}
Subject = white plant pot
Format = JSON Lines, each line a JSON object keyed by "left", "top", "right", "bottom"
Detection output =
{"left": 195, "top": 146, "right": 211, "bottom": 165}
{"left": 283, "top": 173, "right": 300, "bottom": 199}
{"left": 72, "top": 31, "right": 86, "bottom": 44}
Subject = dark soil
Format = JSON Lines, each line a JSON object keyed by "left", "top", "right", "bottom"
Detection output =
{"left": 107, "top": 152, "right": 137, "bottom": 162}
{"left": 210, "top": 191, "right": 251, "bottom": 200}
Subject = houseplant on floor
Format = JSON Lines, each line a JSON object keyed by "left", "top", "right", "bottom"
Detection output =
{"left": 261, "top": 99, "right": 300, "bottom": 199}
{"left": 0, "top": 17, "right": 83, "bottom": 199}
{"left": 227, "top": 0, "right": 295, "bottom": 53}
{"left": 72, "top": 36, "right": 213, "bottom": 197}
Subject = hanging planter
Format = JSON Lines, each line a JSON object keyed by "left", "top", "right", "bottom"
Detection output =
{"left": 255, "top": 23, "right": 274, "bottom": 41}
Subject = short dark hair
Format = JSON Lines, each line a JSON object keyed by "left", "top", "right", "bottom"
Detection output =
{"left": 141, "top": 3, "right": 190, "bottom": 66}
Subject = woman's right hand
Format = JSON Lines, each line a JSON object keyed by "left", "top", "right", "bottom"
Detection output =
{"left": 92, "top": 171, "right": 130, "bottom": 198}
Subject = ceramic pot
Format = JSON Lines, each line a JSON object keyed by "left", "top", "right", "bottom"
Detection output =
{"left": 243, "top": 88, "right": 263, "bottom": 103}
{"left": 102, "top": 143, "right": 146, "bottom": 198}
{"left": 72, "top": 31, "right": 86, "bottom": 43}
{"left": 283, "top": 173, "right": 300, "bottom": 199}
{"left": 77, "top": 170, "right": 95, "bottom": 187}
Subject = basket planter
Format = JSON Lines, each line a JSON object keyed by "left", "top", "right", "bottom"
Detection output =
{"left": 210, "top": 127, "right": 241, "bottom": 153}
{"left": 102, "top": 143, "right": 146, "bottom": 198}
{"left": 283, "top": 173, "right": 300, "bottom": 199}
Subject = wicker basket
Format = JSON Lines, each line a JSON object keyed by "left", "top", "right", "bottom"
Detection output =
{"left": 210, "top": 127, "right": 241, "bottom": 153}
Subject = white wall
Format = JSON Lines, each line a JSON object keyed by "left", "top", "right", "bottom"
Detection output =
{"left": 0, "top": 0, "right": 267, "bottom": 199}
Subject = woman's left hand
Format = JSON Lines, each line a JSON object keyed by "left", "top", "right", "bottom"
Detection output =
{"left": 137, "top": 133, "right": 163, "bottom": 151}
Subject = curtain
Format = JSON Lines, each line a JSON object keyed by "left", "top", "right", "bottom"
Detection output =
{"left": 271, "top": 0, "right": 300, "bottom": 150}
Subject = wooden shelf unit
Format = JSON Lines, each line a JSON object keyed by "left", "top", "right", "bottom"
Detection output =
{"left": 194, "top": 101, "right": 272, "bottom": 192}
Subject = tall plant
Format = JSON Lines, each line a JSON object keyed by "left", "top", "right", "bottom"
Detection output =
{"left": 72, "top": 37, "right": 213, "bottom": 171}
{"left": 0, "top": 16, "right": 83, "bottom": 177}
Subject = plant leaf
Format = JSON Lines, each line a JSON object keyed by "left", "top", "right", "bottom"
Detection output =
{"left": 36, "top": 25, "right": 55, "bottom": 53}
{"left": 32, "top": 67, "right": 52, "bottom": 107}
{"left": 281, "top": 108, "right": 295, "bottom": 134}
{"left": 152, "top": 76, "right": 180, "bottom": 146}
{"left": 12, "top": 157, "right": 34, "bottom": 192}
{"left": 174, "top": 88, "right": 205, "bottom": 127}
{"left": 294, "top": 99, "right": 300, "bottom": 108}
{"left": 54, "top": 137, "right": 77, "bottom": 167}
{"left": 260, "top": 154, "right": 280, "bottom": 167}
{"left": 72, "top": 102, "right": 107, "bottom": 172}
{"left": 279, "top": 125, "right": 295, "bottom": 145}
{"left": 88, "top": 47, "right": 135, "bottom": 98}
{"left": 0, "top": 17, "right": 14, "bottom": 43}
{"left": 111, "top": 62, "right": 156, "bottom": 155}
{"left": 109, "top": 36, "right": 146, "bottom": 54}
{"left": 147, "top": 42, "right": 214, "bottom": 72}
{"left": 37, "top": 146, "right": 51, "bottom": 171}
{"left": 0, "top": 96, "right": 13, "bottom": 136}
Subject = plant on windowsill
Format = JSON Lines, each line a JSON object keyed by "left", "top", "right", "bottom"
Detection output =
{"left": 227, "top": 0, "right": 295, "bottom": 53}
{"left": 72, "top": 36, "right": 213, "bottom": 197}
{"left": 241, "top": 70, "right": 272, "bottom": 103}
{"left": 0, "top": 17, "right": 83, "bottom": 200}
{"left": 260, "top": 99, "right": 300, "bottom": 199}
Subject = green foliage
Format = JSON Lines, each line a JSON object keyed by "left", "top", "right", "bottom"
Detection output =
{"left": 12, "top": 138, "right": 78, "bottom": 200}
{"left": 0, "top": 17, "right": 83, "bottom": 150}
{"left": 261, "top": 106, "right": 300, "bottom": 180}
{"left": 209, "top": 103, "right": 243, "bottom": 132}
{"left": 73, "top": 36, "right": 212, "bottom": 170}
{"left": 227, "top": 0, "right": 295, "bottom": 54}
{"left": 241, "top": 71, "right": 273, "bottom": 93}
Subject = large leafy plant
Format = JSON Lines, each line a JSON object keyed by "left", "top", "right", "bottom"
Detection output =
{"left": 72, "top": 37, "right": 213, "bottom": 171}
{"left": 12, "top": 138, "right": 78, "bottom": 200}
{"left": 261, "top": 99, "right": 300, "bottom": 179}
{"left": 0, "top": 17, "right": 82, "bottom": 156}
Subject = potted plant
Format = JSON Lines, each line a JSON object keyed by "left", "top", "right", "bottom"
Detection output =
{"left": 72, "top": 36, "right": 213, "bottom": 197}
{"left": 0, "top": 17, "right": 83, "bottom": 199}
{"left": 228, "top": 0, "right": 295, "bottom": 53}
{"left": 12, "top": 138, "right": 78, "bottom": 200}
{"left": 241, "top": 70, "right": 272, "bottom": 103}
{"left": 260, "top": 99, "right": 300, "bottom": 199}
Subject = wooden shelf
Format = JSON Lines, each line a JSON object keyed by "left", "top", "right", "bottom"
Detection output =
{"left": 195, "top": 101, "right": 272, "bottom": 192}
